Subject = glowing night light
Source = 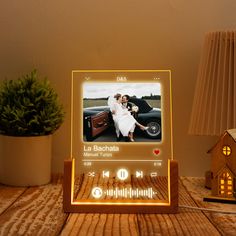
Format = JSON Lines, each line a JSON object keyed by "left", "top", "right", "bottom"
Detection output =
{"left": 63, "top": 70, "right": 178, "bottom": 214}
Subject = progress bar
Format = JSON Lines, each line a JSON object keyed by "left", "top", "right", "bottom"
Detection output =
{"left": 83, "top": 160, "right": 163, "bottom": 162}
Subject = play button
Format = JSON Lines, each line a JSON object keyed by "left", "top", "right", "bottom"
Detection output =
{"left": 117, "top": 168, "right": 129, "bottom": 180}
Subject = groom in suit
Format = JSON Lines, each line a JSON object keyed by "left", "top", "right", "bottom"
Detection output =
{"left": 113, "top": 95, "right": 132, "bottom": 142}
{"left": 122, "top": 94, "right": 138, "bottom": 119}
{"left": 122, "top": 95, "right": 133, "bottom": 112}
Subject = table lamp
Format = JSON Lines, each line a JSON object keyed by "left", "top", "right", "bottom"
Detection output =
{"left": 189, "top": 30, "right": 236, "bottom": 203}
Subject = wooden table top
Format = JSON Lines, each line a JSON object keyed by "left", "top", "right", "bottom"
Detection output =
{"left": 0, "top": 176, "right": 235, "bottom": 236}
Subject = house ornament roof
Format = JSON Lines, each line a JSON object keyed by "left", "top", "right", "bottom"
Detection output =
{"left": 207, "top": 129, "right": 236, "bottom": 154}
{"left": 227, "top": 129, "right": 236, "bottom": 141}
{"left": 215, "top": 164, "right": 235, "bottom": 178}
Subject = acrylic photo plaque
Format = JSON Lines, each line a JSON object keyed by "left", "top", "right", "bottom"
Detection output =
{"left": 63, "top": 70, "right": 178, "bottom": 213}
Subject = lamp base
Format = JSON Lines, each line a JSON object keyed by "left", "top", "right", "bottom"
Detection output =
{"left": 203, "top": 196, "right": 236, "bottom": 204}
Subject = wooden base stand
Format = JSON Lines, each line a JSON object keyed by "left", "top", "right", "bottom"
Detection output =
{"left": 63, "top": 158, "right": 178, "bottom": 213}
{"left": 203, "top": 196, "right": 236, "bottom": 204}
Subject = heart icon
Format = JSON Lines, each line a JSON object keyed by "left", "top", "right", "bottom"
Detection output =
{"left": 153, "top": 149, "right": 160, "bottom": 155}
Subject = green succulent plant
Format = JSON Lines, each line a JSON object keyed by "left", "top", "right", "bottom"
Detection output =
{"left": 0, "top": 70, "right": 64, "bottom": 136}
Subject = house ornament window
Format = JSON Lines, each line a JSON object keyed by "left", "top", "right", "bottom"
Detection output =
{"left": 222, "top": 146, "right": 231, "bottom": 156}
{"left": 219, "top": 171, "right": 233, "bottom": 197}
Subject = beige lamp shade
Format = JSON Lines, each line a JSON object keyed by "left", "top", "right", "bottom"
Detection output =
{"left": 189, "top": 31, "right": 236, "bottom": 136}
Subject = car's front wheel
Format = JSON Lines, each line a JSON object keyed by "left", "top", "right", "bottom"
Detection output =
{"left": 145, "top": 119, "right": 161, "bottom": 139}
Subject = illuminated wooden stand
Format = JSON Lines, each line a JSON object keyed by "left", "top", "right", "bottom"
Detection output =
{"left": 63, "top": 159, "right": 178, "bottom": 214}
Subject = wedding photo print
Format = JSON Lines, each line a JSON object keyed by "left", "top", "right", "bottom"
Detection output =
{"left": 83, "top": 83, "right": 161, "bottom": 142}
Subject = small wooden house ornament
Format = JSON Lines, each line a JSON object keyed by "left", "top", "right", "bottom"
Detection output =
{"left": 204, "top": 129, "right": 236, "bottom": 203}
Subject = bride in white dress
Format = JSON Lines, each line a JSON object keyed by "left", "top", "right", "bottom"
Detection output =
{"left": 108, "top": 93, "right": 148, "bottom": 142}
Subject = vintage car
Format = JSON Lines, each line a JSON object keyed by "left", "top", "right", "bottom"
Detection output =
{"left": 83, "top": 98, "right": 161, "bottom": 141}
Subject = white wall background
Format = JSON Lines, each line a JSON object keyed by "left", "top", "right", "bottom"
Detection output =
{"left": 0, "top": 0, "right": 235, "bottom": 176}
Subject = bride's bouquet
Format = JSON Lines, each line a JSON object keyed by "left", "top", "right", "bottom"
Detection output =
{"left": 132, "top": 106, "right": 139, "bottom": 112}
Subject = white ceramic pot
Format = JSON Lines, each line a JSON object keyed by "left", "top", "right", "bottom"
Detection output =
{"left": 0, "top": 135, "right": 52, "bottom": 186}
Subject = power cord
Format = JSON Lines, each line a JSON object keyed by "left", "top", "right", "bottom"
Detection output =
{"left": 179, "top": 205, "right": 236, "bottom": 214}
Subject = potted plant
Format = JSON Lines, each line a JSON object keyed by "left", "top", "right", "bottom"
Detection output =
{"left": 0, "top": 70, "right": 64, "bottom": 186}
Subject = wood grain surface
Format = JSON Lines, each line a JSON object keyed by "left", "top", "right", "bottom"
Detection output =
{"left": 181, "top": 177, "right": 236, "bottom": 236}
{"left": 0, "top": 176, "right": 235, "bottom": 236}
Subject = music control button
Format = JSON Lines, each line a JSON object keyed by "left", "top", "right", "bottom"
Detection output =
{"left": 88, "top": 172, "right": 95, "bottom": 177}
{"left": 150, "top": 172, "right": 158, "bottom": 177}
{"left": 117, "top": 168, "right": 129, "bottom": 180}
{"left": 92, "top": 187, "right": 103, "bottom": 199}
{"left": 136, "top": 170, "right": 143, "bottom": 178}
{"left": 102, "top": 170, "right": 110, "bottom": 178}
